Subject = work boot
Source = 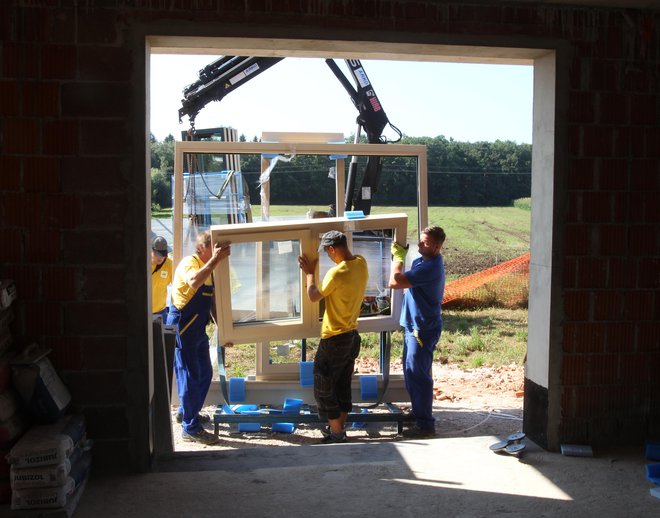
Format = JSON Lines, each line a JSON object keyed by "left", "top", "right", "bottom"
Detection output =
{"left": 320, "top": 431, "right": 347, "bottom": 444}
{"left": 402, "top": 425, "right": 436, "bottom": 439}
{"left": 175, "top": 409, "right": 211, "bottom": 424}
{"left": 181, "top": 429, "right": 219, "bottom": 445}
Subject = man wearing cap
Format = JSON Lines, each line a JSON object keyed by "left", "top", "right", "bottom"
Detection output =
{"left": 151, "top": 236, "right": 173, "bottom": 321}
{"left": 389, "top": 226, "right": 446, "bottom": 438}
{"left": 298, "top": 230, "right": 368, "bottom": 444}
{"left": 167, "top": 230, "right": 231, "bottom": 445}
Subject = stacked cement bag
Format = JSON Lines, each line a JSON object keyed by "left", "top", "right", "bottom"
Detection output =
{"left": 7, "top": 414, "right": 92, "bottom": 511}
{"left": 0, "top": 280, "right": 28, "bottom": 503}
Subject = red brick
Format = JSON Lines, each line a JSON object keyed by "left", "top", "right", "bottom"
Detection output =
{"left": 589, "top": 59, "right": 620, "bottom": 91}
{"left": 567, "top": 124, "right": 581, "bottom": 155}
{"left": 23, "top": 300, "right": 62, "bottom": 337}
{"left": 80, "top": 120, "right": 130, "bottom": 155}
{"left": 607, "top": 258, "right": 638, "bottom": 289}
{"left": 0, "top": 82, "right": 19, "bottom": 116}
{"left": 80, "top": 195, "right": 127, "bottom": 227}
{"left": 563, "top": 258, "right": 577, "bottom": 288}
{"left": 568, "top": 92, "right": 595, "bottom": 123}
{"left": 630, "top": 159, "right": 659, "bottom": 190}
{"left": 583, "top": 126, "right": 614, "bottom": 157}
{"left": 3, "top": 192, "right": 44, "bottom": 227}
{"left": 562, "top": 354, "right": 588, "bottom": 385}
{"left": 25, "top": 228, "right": 61, "bottom": 263}
{"left": 75, "top": 13, "right": 118, "bottom": 45}
{"left": 599, "top": 159, "right": 627, "bottom": 190}
{"left": 630, "top": 94, "right": 657, "bottom": 125}
{"left": 83, "top": 407, "right": 129, "bottom": 440}
{"left": 590, "top": 354, "right": 619, "bottom": 384}
{"left": 0, "top": 156, "right": 21, "bottom": 190}
{"left": 1, "top": 43, "right": 39, "bottom": 79}
{"left": 42, "top": 267, "right": 77, "bottom": 301}
{"left": 47, "top": 336, "right": 82, "bottom": 371}
{"left": 22, "top": 82, "right": 59, "bottom": 117}
{"left": 60, "top": 371, "right": 127, "bottom": 405}
{"left": 45, "top": 194, "right": 81, "bottom": 228}
{"left": 81, "top": 336, "right": 128, "bottom": 370}
{"left": 582, "top": 191, "right": 611, "bottom": 222}
{"left": 82, "top": 268, "right": 126, "bottom": 300}
{"left": 23, "top": 156, "right": 60, "bottom": 192}
{"left": 61, "top": 157, "right": 126, "bottom": 193}
{"left": 568, "top": 158, "right": 596, "bottom": 190}
{"left": 0, "top": 229, "right": 23, "bottom": 262}
{"left": 563, "top": 323, "right": 576, "bottom": 353}
{"left": 64, "top": 302, "right": 128, "bottom": 335}
{"left": 638, "top": 258, "right": 660, "bottom": 289}
{"left": 623, "top": 291, "right": 655, "bottom": 320}
{"left": 42, "top": 120, "right": 78, "bottom": 155}
{"left": 577, "top": 257, "right": 607, "bottom": 289}
{"left": 594, "top": 291, "right": 622, "bottom": 320}
{"left": 605, "top": 322, "right": 636, "bottom": 353}
{"left": 62, "top": 230, "right": 124, "bottom": 263}
{"left": 2, "top": 119, "right": 39, "bottom": 154}
{"left": 610, "top": 192, "right": 628, "bottom": 223}
{"left": 78, "top": 46, "right": 133, "bottom": 82}
{"left": 637, "top": 323, "right": 659, "bottom": 352}
{"left": 574, "top": 323, "right": 606, "bottom": 353}
{"left": 61, "top": 83, "right": 131, "bottom": 118}
{"left": 41, "top": 45, "right": 77, "bottom": 80}
{"left": 627, "top": 192, "right": 646, "bottom": 223}
{"left": 599, "top": 93, "right": 628, "bottom": 124}
{"left": 620, "top": 354, "right": 650, "bottom": 383}
{"left": 566, "top": 193, "right": 580, "bottom": 223}
{"left": 564, "top": 224, "right": 592, "bottom": 255}
{"left": 597, "top": 225, "right": 626, "bottom": 256}
{"left": 564, "top": 291, "right": 591, "bottom": 320}
{"left": 629, "top": 225, "right": 659, "bottom": 255}
{"left": 645, "top": 127, "right": 660, "bottom": 158}
{"left": 574, "top": 386, "right": 604, "bottom": 417}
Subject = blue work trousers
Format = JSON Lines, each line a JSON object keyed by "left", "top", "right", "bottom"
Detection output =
{"left": 403, "top": 325, "right": 442, "bottom": 430}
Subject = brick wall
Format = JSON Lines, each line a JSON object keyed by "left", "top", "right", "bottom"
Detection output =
{"left": 1, "top": 1, "right": 658, "bottom": 470}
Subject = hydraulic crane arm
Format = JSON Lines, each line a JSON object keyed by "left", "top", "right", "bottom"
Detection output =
{"left": 179, "top": 56, "right": 402, "bottom": 214}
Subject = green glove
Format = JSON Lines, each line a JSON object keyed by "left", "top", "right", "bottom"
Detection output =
{"left": 391, "top": 242, "right": 409, "bottom": 264}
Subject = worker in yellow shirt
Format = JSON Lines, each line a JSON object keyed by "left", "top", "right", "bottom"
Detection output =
{"left": 151, "top": 236, "right": 172, "bottom": 321}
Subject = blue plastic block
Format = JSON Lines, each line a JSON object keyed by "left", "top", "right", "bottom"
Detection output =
{"left": 328, "top": 154, "right": 348, "bottom": 160}
{"left": 360, "top": 375, "right": 379, "bottom": 400}
{"left": 299, "top": 361, "right": 314, "bottom": 387}
{"left": 228, "top": 377, "right": 246, "bottom": 402}
{"left": 283, "top": 398, "right": 303, "bottom": 414}
{"left": 351, "top": 408, "right": 369, "bottom": 428}
{"left": 238, "top": 422, "right": 261, "bottom": 433}
{"left": 231, "top": 404, "right": 258, "bottom": 413}
{"left": 221, "top": 404, "right": 234, "bottom": 415}
{"left": 272, "top": 423, "right": 296, "bottom": 433}
{"left": 646, "top": 463, "right": 660, "bottom": 485}
{"left": 345, "top": 210, "right": 365, "bottom": 219}
{"left": 646, "top": 441, "right": 660, "bottom": 461}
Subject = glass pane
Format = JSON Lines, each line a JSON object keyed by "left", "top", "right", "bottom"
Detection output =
{"left": 229, "top": 239, "right": 301, "bottom": 325}
{"left": 319, "top": 229, "right": 394, "bottom": 318}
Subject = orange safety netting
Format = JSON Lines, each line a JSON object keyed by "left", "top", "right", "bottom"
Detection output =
{"left": 442, "top": 252, "right": 530, "bottom": 306}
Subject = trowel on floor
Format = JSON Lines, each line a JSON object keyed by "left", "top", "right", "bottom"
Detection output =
{"left": 489, "top": 432, "right": 526, "bottom": 455}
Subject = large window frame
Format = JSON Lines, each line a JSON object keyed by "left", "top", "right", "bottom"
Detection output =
{"left": 211, "top": 213, "right": 408, "bottom": 345}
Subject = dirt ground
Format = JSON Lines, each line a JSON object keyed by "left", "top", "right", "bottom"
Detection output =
{"left": 171, "top": 361, "right": 525, "bottom": 452}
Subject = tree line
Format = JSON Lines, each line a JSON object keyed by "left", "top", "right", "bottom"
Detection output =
{"left": 150, "top": 134, "right": 531, "bottom": 210}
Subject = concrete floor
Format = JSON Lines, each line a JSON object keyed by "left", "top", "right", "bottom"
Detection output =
{"left": 69, "top": 435, "right": 658, "bottom": 518}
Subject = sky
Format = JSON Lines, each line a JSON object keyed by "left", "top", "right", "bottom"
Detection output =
{"left": 150, "top": 55, "right": 533, "bottom": 145}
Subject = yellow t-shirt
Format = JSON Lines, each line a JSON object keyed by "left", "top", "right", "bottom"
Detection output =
{"left": 171, "top": 254, "right": 213, "bottom": 310}
{"left": 151, "top": 257, "right": 173, "bottom": 313}
{"left": 318, "top": 255, "right": 368, "bottom": 338}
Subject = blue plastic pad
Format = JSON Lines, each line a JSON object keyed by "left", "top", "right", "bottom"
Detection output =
{"left": 345, "top": 210, "right": 365, "bottom": 219}
{"left": 283, "top": 398, "right": 303, "bottom": 414}
{"left": 299, "top": 361, "right": 314, "bottom": 387}
{"left": 360, "top": 375, "right": 379, "bottom": 400}
{"left": 231, "top": 404, "right": 258, "bottom": 413}
{"left": 646, "top": 441, "right": 660, "bottom": 461}
{"left": 646, "top": 463, "right": 660, "bottom": 485}
{"left": 272, "top": 423, "right": 296, "bottom": 433}
{"left": 238, "top": 422, "right": 261, "bottom": 432}
{"left": 351, "top": 408, "right": 370, "bottom": 428}
{"left": 229, "top": 377, "right": 246, "bottom": 402}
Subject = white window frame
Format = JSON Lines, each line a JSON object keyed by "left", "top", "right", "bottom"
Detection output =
{"left": 211, "top": 213, "right": 408, "bottom": 345}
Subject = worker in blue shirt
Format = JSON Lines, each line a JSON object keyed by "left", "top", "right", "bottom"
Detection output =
{"left": 389, "top": 226, "right": 446, "bottom": 438}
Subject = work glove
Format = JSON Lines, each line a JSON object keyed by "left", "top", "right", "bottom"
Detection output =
{"left": 391, "top": 242, "right": 409, "bottom": 264}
